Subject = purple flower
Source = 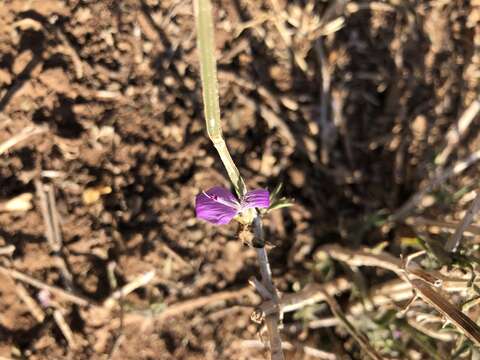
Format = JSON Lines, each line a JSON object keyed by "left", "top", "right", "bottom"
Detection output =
{"left": 195, "top": 186, "right": 270, "bottom": 225}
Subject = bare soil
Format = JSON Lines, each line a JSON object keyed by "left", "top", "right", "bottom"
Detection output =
{"left": 0, "top": 0, "right": 478, "bottom": 359}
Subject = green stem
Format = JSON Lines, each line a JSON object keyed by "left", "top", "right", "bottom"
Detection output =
{"left": 193, "top": 0, "right": 246, "bottom": 197}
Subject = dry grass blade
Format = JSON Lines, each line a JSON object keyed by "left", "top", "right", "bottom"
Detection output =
{"left": 391, "top": 149, "right": 480, "bottom": 221}
{"left": 53, "top": 309, "right": 77, "bottom": 349}
{"left": 308, "top": 317, "right": 340, "bottom": 328}
{"left": 319, "top": 244, "right": 477, "bottom": 292}
{"left": 35, "top": 181, "right": 75, "bottom": 290}
{"left": 410, "top": 279, "right": 480, "bottom": 346}
{"left": 314, "top": 37, "right": 335, "bottom": 164}
{"left": 406, "top": 216, "right": 480, "bottom": 236}
{"left": 303, "top": 346, "right": 337, "bottom": 360}
{"left": 235, "top": 92, "right": 296, "bottom": 148}
{"left": 14, "top": 281, "right": 45, "bottom": 322}
{"left": 54, "top": 26, "right": 89, "bottom": 79}
{"left": 407, "top": 318, "right": 455, "bottom": 343}
{"left": 103, "top": 270, "right": 156, "bottom": 308}
{"left": 435, "top": 98, "right": 480, "bottom": 166}
{"left": 321, "top": 291, "right": 384, "bottom": 360}
{"left": 445, "top": 191, "right": 480, "bottom": 252}
{"left": 35, "top": 181, "right": 62, "bottom": 252}
{"left": 348, "top": 279, "right": 413, "bottom": 315}
{"left": 267, "top": 0, "right": 308, "bottom": 71}
{"left": 241, "top": 340, "right": 337, "bottom": 359}
{"left": 345, "top": 2, "right": 395, "bottom": 14}
{"left": 320, "top": 244, "right": 403, "bottom": 276}
{"left": 0, "top": 266, "right": 92, "bottom": 307}
{"left": 123, "top": 286, "right": 254, "bottom": 325}
{"left": 0, "top": 125, "right": 47, "bottom": 156}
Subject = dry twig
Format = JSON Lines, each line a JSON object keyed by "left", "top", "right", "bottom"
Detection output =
{"left": 406, "top": 216, "right": 480, "bottom": 236}
{"left": 124, "top": 286, "right": 254, "bottom": 325}
{"left": 241, "top": 340, "right": 337, "bottom": 359}
{"left": 322, "top": 245, "right": 480, "bottom": 348}
{"left": 103, "top": 270, "right": 156, "bottom": 308}
{"left": 435, "top": 98, "right": 480, "bottom": 166}
{"left": 35, "top": 181, "right": 62, "bottom": 252}
{"left": 35, "top": 181, "right": 74, "bottom": 289}
{"left": 319, "top": 244, "right": 477, "bottom": 292}
{"left": 445, "top": 191, "right": 480, "bottom": 252}
{"left": 391, "top": 149, "right": 480, "bottom": 222}
{"left": 0, "top": 265, "right": 92, "bottom": 307}
{"left": 321, "top": 291, "right": 384, "bottom": 360}
{"left": 14, "top": 281, "right": 45, "bottom": 322}
{"left": 314, "top": 37, "right": 335, "bottom": 164}
{"left": 0, "top": 125, "right": 47, "bottom": 156}
{"left": 54, "top": 25, "right": 89, "bottom": 79}
{"left": 53, "top": 309, "right": 77, "bottom": 349}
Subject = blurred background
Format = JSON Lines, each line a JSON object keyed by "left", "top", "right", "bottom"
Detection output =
{"left": 0, "top": 0, "right": 478, "bottom": 359}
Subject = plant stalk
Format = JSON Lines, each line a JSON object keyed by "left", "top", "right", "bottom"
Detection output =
{"left": 193, "top": 1, "right": 283, "bottom": 358}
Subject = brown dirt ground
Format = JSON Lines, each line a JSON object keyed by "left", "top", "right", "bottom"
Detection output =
{"left": 0, "top": 0, "right": 478, "bottom": 359}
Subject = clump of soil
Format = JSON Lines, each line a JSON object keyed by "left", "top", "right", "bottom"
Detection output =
{"left": 0, "top": 0, "right": 478, "bottom": 359}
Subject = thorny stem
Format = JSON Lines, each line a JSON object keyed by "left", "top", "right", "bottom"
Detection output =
{"left": 253, "top": 215, "right": 283, "bottom": 359}
{"left": 194, "top": 0, "right": 283, "bottom": 358}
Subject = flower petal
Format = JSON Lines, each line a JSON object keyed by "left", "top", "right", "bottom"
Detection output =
{"left": 205, "top": 186, "right": 238, "bottom": 205}
{"left": 195, "top": 187, "right": 239, "bottom": 225}
{"left": 243, "top": 189, "right": 270, "bottom": 209}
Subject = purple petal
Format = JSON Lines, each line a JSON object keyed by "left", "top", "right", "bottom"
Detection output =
{"left": 195, "top": 187, "right": 239, "bottom": 225}
{"left": 242, "top": 189, "right": 270, "bottom": 209}
{"left": 205, "top": 186, "right": 238, "bottom": 204}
